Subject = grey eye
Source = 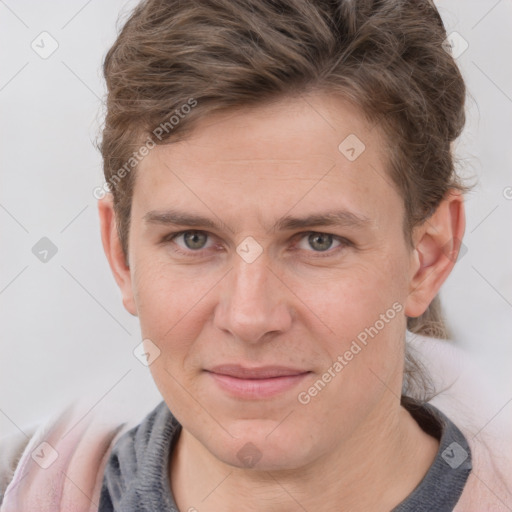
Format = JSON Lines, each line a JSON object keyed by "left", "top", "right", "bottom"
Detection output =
{"left": 307, "top": 233, "right": 334, "bottom": 252}
{"left": 182, "top": 231, "right": 208, "bottom": 250}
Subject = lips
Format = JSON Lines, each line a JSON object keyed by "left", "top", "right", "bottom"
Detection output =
{"left": 205, "top": 365, "right": 311, "bottom": 399}
{"left": 207, "top": 364, "right": 309, "bottom": 379}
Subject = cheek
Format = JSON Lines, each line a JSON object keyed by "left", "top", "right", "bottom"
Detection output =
{"left": 131, "top": 258, "right": 216, "bottom": 411}
{"left": 292, "top": 259, "right": 405, "bottom": 340}
{"left": 292, "top": 273, "right": 406, "bottom": 434}
{"left": 132, "top": 257, "right": 207, "bottom": 351}
{"left": 296, "top": 257, "right": 408, "bottom": 392}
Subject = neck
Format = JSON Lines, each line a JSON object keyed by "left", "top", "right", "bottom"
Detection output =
{"left": 169, "top": 398, "right": 439, "bottom": 512}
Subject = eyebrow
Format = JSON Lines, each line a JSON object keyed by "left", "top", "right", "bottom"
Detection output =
{"left": 144, "top": 208, "right": 372, "bottom": 233}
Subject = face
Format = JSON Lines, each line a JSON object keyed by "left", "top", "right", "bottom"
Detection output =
{"left": 121, "top": 93, "right": 419, "bottom": 470}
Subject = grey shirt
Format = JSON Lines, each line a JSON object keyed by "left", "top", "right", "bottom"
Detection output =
{"left": 99, "top": 399, "right": 472, "bottom": 511}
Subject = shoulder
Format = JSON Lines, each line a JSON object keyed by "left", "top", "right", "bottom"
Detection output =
{"left": 0, "top": 425, "right": 37, "bottom": 505}
{"left": 0, "top": 399, "right": 140, "bottom": 512}
{"left": 454, "top": 437, "right": 512, "bottom": 511}
{"left": 407, "top": 333, "right": 512, "bottom": 510}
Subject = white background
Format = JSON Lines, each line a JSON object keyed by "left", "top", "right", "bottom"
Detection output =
{"left": 1, "top": 0, "right": 511, "bottom": 438}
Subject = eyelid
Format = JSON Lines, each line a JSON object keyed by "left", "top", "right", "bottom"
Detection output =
{"left": 294, "top": 232, "right": 343, "bottom": 251}
{"left": 291, "top": 231, "right": 352, "bottom": 257}
{"left": 165, "top": 230, "right": 217, "bottom": 252}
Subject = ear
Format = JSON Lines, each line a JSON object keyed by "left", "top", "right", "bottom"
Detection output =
{"left": 98, "top": 195, "right": 137, "bottom": 316}
{"left": 404, "top": 190, "right": 466, "bottom": 318}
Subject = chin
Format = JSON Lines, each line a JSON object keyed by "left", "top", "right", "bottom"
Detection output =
{"left": 209, "top": 424, "right": 317, "bottom": 472}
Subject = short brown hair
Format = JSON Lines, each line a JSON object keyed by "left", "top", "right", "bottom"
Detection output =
{"left": 100, "top": 0, "right": 468, "bottom": 383}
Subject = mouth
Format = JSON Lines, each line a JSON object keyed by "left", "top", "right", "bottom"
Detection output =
{"left": 205, "top": 365, "right": 312, "bottom": 399}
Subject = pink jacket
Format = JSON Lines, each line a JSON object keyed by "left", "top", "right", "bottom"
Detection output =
{"left": 0, "top": 401, "right": 133, "bottom": 511}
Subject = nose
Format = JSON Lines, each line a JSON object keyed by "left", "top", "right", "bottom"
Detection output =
{"left": 213, "top": 255, "right": 293, "bottom": 344}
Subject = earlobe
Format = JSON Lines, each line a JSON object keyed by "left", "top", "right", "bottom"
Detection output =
{"left": 404, "top": 190, "right": 465, "bottom": 318}
{"left": 98, "top": 195, "right": 138, "bottom": 316}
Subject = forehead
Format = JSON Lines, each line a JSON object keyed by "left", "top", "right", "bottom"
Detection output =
{"left": 133, "top": 93, "right": 401, "bottom": 227}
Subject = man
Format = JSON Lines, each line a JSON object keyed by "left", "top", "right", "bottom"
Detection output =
{"left": 1, "top": 1, "right": 511, "bottom": 510}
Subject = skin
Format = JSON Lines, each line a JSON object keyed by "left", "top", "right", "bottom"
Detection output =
{"left": 99, "top": 92, "right": 465, "bottom": 511}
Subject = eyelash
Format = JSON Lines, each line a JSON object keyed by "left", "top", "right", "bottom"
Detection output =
{"left": 162, "top": 230, "right": 352, "bottom": 259}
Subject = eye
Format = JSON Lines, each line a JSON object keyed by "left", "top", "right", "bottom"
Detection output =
{"left": 167, "top": 230, "right": 215, "bottom": 253}
{"left": 295, "top": 232, "right": 348, "bottom": 255}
